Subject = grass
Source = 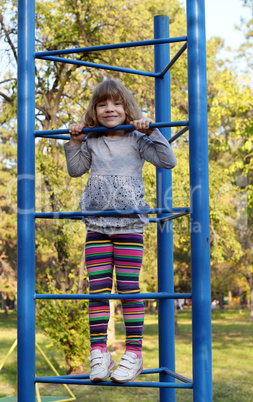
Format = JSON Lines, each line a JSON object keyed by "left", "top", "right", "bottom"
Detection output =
{"left": 0, "top": 308, "right": 253, "bottom": 401}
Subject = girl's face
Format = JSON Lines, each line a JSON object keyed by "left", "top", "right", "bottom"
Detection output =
{"left": 96, "top": 98, "right": 126, "bottom": 128}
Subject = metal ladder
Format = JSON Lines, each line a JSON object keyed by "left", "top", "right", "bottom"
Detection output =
{"left": 17, "top": 1, "right": 212, "bottom": 401}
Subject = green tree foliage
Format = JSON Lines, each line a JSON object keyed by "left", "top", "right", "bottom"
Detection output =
{"left": 230, "top": 1, "right": 253, "bottom": 316}
{"left": 36, "top": 273, "right": 89, "bottom": 374}
{"left": 204, "top": 1, "right": 253, "bottom": 312}
{"left": 0, "top": 0, "right": 252, "bottom": 373}
{"left": 0, "top": 258, "right": 16, "bottom": 317}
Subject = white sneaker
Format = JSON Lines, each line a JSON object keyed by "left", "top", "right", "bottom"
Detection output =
{"left": 88, "top": 349, "right": 115, "bottom": 382}
{"left": 110, "top": 351, "right": 143, "bottom": 383}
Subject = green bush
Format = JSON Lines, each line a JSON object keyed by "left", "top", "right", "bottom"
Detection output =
{"left": 36, "top": 273, "right": 90, "bottom": 374}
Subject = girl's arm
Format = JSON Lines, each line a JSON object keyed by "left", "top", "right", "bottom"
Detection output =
{"left": 64, "top": 124, "right": 91, "bottom": 177}
{"left": 138, "top": 128, "right": 177, "bottom": 169}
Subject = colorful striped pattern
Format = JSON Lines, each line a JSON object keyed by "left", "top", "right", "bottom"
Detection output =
{"left": 85, "top": 232, "right": 144, "bottom": 353}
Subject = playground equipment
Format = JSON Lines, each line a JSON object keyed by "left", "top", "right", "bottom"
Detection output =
{"left": 0, "top": 340, "right": 75, "bottom": 401}
{"left": 17, "top": 0, "right": 212, "bottom": 401}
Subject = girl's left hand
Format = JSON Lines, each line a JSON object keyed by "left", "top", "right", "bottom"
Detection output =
{"left": 130, "top": 118, "right": 154, "bottom": 136}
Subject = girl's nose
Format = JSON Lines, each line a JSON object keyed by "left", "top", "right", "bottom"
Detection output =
{"left": 105, "top": 101, "right": 114, "bottom": 111}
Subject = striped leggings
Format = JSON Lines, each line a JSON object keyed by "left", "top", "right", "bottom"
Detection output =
{"left": 85, "top": 232, "right": 144, "bottom": 356}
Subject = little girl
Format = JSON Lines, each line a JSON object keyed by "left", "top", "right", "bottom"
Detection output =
{"left": 64, "top": 79, "right": 177, "bottom": 383}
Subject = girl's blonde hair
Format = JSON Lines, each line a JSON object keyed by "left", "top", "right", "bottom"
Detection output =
{"left": 81, "top": 79, "right": 142, "bottom": 128}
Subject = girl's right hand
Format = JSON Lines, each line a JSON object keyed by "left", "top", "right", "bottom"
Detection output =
{"left": 68, "top": 123, "right": 87, "bottom": 145}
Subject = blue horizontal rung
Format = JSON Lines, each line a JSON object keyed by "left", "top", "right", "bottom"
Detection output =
{"left": 36, "top": 55, "right": 158, "bottom": 78}
{"left": 35, "top": 207, "right": 190, "bottom": 220}
{"left": 35, "top": 36, "right": 188, "bottom": 58}
{"left": 34, "top": 215, "right": 184, "bottom": 223}
{"left": 57, "top": 369, "right": 163, "bottom": 381}
{"left": 34, "top": 376, "right": 193, "bottom": 389}
{"left": 149, "top": 218, "right": 161, "bottom": 223}
{"left": 35, "top": 292, "right": 192, "bottom": 300}
{"left": 32, "top": 214, "right": 157, "bottom": 223}
{"left": 55, "top": 368, "right": 192, "bottom": 383}
{"left": 34, "top": 121, "right": 189, "bottom": 138}
{"left": 58, "top": 369, "right": 164, "bottom": 381}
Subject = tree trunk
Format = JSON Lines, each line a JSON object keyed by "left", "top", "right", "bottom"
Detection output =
{"left": 250, "top": 287, "right": 253, "bottom": 320}
{"left": 218, "top": 287, "right": 224, "bottom": 310}
{"left": 228, "top": 290, "right": 233, "bottom": 308}
{"left": 2, "top": 293, "right": 9, "bottom": 318}
{"left": 65, "top": 356, "right": 86, "bottom": 375}
{"left": 148, "top": 300, "right": 155, "bottom": 312}
{"left": 174, "top": 300, "right": 179, "bottom": 335}
{"left": 78, "top": 244, "right": 86, "bottom": 294}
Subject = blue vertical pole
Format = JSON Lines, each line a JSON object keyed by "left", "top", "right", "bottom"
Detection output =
{"left": 154, "top": 15, "right": 175, "bottom": 402}
{"left": 186, "top": 1, "right": 212, "bottom": 401}
{"left": 17, "top": 0, "right": 36, "bottom": 401}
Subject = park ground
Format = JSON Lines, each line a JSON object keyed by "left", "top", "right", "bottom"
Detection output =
{"left": 0, "top": 308, "right": 253, "bottom": 401}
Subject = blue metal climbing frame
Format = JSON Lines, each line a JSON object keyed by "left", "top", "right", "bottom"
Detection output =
{"left": 17, "top": 0, "right": 212, "bottom": 401}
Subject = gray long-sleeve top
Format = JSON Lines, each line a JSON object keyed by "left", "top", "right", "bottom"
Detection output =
{"left": 64, "top": 128, "right": 177, "bottom": 234}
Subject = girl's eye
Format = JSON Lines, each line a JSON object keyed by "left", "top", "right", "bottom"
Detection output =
{"left": 115, "top": 101, "right": 122, "bottom": 105}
